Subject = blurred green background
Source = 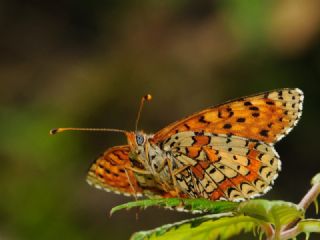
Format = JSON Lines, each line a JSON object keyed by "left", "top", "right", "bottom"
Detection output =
{"left": 1, "top": 1, "right": 320, "bottom": 239}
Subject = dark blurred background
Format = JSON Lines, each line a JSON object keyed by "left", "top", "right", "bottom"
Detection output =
{"left": 1, "top": 1, "right": 320, "bottom": 239}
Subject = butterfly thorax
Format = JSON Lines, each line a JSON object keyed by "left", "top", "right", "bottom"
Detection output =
{"left": 126, "top": 131, "right": 174, "bottom": 186}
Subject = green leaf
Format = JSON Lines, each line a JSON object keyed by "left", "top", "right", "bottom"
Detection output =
{"left": 131, "top": 214, "right": 261, "bottom": 240}
{"left": 237, "top": 200, "right": 304, "bottom": 230}
{"left": 110, "top": 198, "right": 239, "bottom": 215}
{"left": 297, "top": 219, "right": 320, "bottom": 234}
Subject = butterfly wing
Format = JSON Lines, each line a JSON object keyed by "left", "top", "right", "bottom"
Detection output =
{"left": 87, "top": 145, "right": 166, "bottom": 197}
{"left": 164, "top": 132, "right": 280, "bottom": 201}
{"left": 152, "top": 88, "right": 303, "bottom": 144}
{"left": 87, "top": 145, "right": 142, "bottom": 196}
{"left": 150, "top": 88, "right": 303, "bottom": 201}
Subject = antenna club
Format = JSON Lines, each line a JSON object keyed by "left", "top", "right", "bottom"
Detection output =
{"left": 144, "top": 94, "right": 152, "bottom": 101}
{"left": 49, "top": 128, "right": 59, "bottom": 135}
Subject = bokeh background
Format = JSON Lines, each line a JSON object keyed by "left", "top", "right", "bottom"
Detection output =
{"left": 1, "top": 1, "right": 320, "bottom": 239}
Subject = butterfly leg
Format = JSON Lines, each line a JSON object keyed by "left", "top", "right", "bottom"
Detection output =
{"left": 125, "top": 166, "right": 151, "bottom": 175}
{"left": 123, "top": 169, "right": 138, "bottom": 200}
{"left": 165, "top": 158, "right": 194, "bottom": 198}
{"left": 164, "top": 158, "right": 180, "bottom": 197}
{"left": 172, "top": 165, "right": 191, "bottom": 175}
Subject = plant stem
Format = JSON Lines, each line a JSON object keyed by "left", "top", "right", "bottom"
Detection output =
{"left": 298, "top": 182, "right": 320, "bottom": 211}
{"left": 279, "top": 225, "right": 299, "bottom": 240}
{"left": 280, "top": 181, "right": 320, "bottom": 238}
{"left": 262, "top": 223, "right": 274, "bottom": 240}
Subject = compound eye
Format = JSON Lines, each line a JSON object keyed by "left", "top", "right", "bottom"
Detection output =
{"left": 135, "top": 134, "right": 145, "bottom": 146}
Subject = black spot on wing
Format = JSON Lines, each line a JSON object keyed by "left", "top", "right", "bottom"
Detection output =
{"left": 237, "top": 117, "right": 246, "bottom": 122}
{"left": 223, "top": 123, "right": 232, "bottom": 129}
{"left": 199, "top": 116, "right": 210, "bottom": 124}
{"left": 260, "top": 130, "right": 269, "bottom": 137}
{"left": 184, "top": 123, "right": 191, "bottom": 130}
{"left": 249, "top": 106, "right": 259, "bottom": 111}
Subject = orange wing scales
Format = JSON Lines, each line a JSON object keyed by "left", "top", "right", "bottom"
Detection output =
{"left": 86, "top": 145, "right": 144, "bottom": 196}
{"left": 87, "top": 145, "right": 177, "bottom": 198}
{"left": 163, "top": 131, "right": 281, "bottom": 201}
{"left": 152, "top": 88, "right": 303, "bottom": 144}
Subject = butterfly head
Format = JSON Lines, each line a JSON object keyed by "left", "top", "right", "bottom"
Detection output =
{"left": 135, "top": 134, "right": 146, "bottom": 146}
{"left": 125, "top": 131, "right": 148, "bottom": 153}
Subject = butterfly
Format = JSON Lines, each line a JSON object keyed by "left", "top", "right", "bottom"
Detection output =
{"left": 50, "top": 88, "right": 303, "bottom": 202}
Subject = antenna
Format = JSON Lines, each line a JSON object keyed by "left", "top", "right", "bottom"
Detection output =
{"left": 49, "top": 127, "right": 126, "bottom": 135}
{"left": 50, "top": 94, "right": 152, "bottom": 136}
{"left": 135, "top": 94, "right": 152, "bottom": 131}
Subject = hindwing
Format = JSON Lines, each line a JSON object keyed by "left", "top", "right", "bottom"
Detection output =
{"left": 162, "top": 132, "right": 280, "bottom": 201}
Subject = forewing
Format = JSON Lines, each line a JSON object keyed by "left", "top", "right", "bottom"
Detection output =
{"left": 86, "top": 145, "right": 144, "bottom": 196}
{"left": 152, "top": 88, "right": 303, "bottom": 144}
{"left": 165, "top": 132, "right": 280, "bottom": 201}
{"left": 87, "top": 145, "right": 174, "bottom": 198}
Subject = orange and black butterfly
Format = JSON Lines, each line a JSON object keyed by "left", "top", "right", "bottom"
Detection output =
{"left": 51, "top": 88, "right": 303, "bottom": 202}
